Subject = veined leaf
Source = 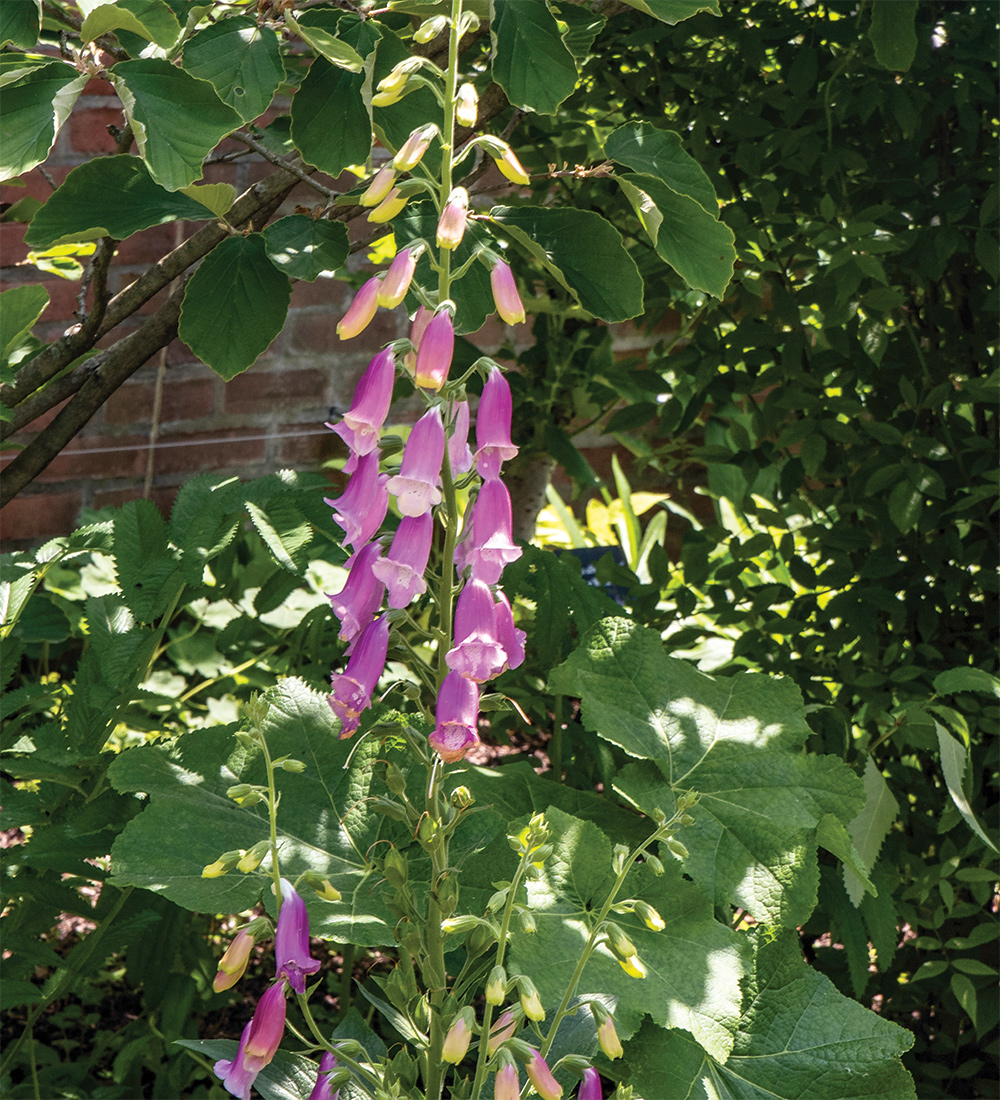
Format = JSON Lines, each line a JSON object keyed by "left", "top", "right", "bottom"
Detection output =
{"left": 1, "top": 62, "right": 88, "bottom": 181}
{"left": 933, "top": 666, "right": 1000, "bottom": 698}
{"left": 1, "top": 285, "right": 49, "bottom": 365}
{"left": 286, "top": 10, "right": 364, "bottom": 72}
{"left": 80, "top": 0, "right": 181, "bottom": 48}
{"left": 935, "top": 721, "right": 998, "bottom": 852}
{"left": 262, "top": 215, "right": 349, "bottom": 282}
{"left": 25, "top": 156, "right": 216, "bottom": 249}
{"left": 843, "top": 756, "right": 899, "bottom": 906}
{"left": 868, "top": 0, "right": 918, "bottom": 72}
{"left": 619, "top": 0, "right": 721, "bottom": 22}
{"left": 606, "top": 122, "right": 717, "bottom": 214}
{"left": 182, "top": 16, "right": 284, "bottom": 122}
{"left": 0, "top": 0, "right": 41, "bottom": 49}
{"left": 489, "top": 0, "right": 578, "bottom": 115}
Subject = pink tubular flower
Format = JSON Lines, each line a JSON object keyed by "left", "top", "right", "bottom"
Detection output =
{"left": 449, "top": 401, "right": 474, "bottom": 475}
{"left": 372, "top": 511, "right": 433, "bottom": 608}
{"left": 488, "top": 1010, "right": 517, "bottom": 1054}
{"left": 442, "top": 1007, "right": 475, "bottom": 1064}
{"left": 495, "top": 1060, "right": 520, "bottom": 1100}
{"left": 214, "top": 928, "right": 255, "bottom": 993}
{"left": 359, "top": 165, "right": 396, "bottom": 207}
{"left": 429, "top": 671, "right": 480, "bottom": 762}
{"left": 325, "top": 450, "right": 389, "bottom": 550}
{"left": 446, "top": 580, "right": 507, "bottom": 683}
{"left": 474, "top": 367, "right": 519, "bottom": 479}
{"left": 493, "top": 589, "right": 526, "bottom": 672}
{"left": 394, "top": 123, "right": 438, "bottom": 171}
{"left": 328, "top": 614, "right": 390, "bottom": 738}
{"left": 436, "top": 186, "right": 469, "bottom": 250}
{"left": 276, "top": 879, "right": 322, "bottom": 995}
{"left": 330, "top": 347, "right": 395, "bottom": 458}
{"left": 490, "top": 260, "right": 525, "bottom": 325}
{"left": 214, "top": 1020, "right": 258, "bottom": 1100}
{"left": 337, "top": 276, "right": 380, "bottom": 339}
{"left": 467, "top": 478, "right": 522, "bottom": 584}
{"left": 368, "top": 188, "right": 407, "bottom": 224}
{"left": 577, "top": 1068, "right": 602, "bottom": 1100}
{"left": 378, "top": 248, "right": 418, "bottom": 309}
{"left": 308, "top": 1051, "right": 340, "bottom": 1100}
{"left": 414, "top": 308, "right": 454, "bottom": 391}
{"left": 385, "top": 406, "right": 445, "bottom": 517}
{"left": 525, "top": 1050, "right": 562, "bottom": 1100}
{"left": 242, "top": 980, "right": 288, "bottom": 1074}
{"left": 493, "top": 146, "right": 530, "bottom": 187}
{"left": 328, "top": 541, "right": 385, "bottom": 649}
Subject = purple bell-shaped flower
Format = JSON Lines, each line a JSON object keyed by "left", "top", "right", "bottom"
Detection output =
{"left": 242, "top": 980, "right": 288, "bottom": 1074}
{"left": 276, "top": 879, "right": 322, "bottom": 995}
{"left": 466, "top": 478, "right": 522, "bottom": 584}
{"left": 429, "top": 671, "right": 480, "bottom": 762}
{"left": 214, "top": 1020, "right": 258, "bottom": 1100}
{"left": 329, "top": 347, "right": 395, "bottom": 459}
{"left": 372, "top": 511, "right": 434, "bottom": 608}
{"left": 385, "top": 406, "right": 445, "bottom": 517}
{"left": 328, "top": 540, "right": 385, "bottom": 650}
{"left": 328, "top": 614, "right": 389, "bottom": 738}
{"left": 445, "top": 579, "right": 507, "bottom": 683}
{"left": 324, "top": 450, "right": 389, "bottom": 551}
{"left": 474, "top": 367, "right": 518, "bottom": 479}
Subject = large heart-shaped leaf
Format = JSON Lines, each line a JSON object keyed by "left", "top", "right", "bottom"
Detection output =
{"left": 182, "top": 15, "right": 284, "bottom": 121}
{"left": 489, "top": 0, "right": 578, "bottom": 115}
{"left": 605, "top": 122, "right": 717, "bottom": 214}
{"left": 1, "top": 62, "right": 88, "bottom": 181}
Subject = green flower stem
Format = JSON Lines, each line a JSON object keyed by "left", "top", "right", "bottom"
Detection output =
{"left": 288, "top": 1003, "right": 381, "bottom": 1096}
{"left": 539, "top": 820, "right": 681, "bottom": 1059}
{"left": 435, "top": 0, "right": 464, "bottom": 304}
{"left": 257, "top": 721, "right": 285, "bottom": 915}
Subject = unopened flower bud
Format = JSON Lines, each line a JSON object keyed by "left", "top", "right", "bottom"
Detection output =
{"left": 605, "top": 922, "right": 636, "bottom": 960}
{"left": 597, "top": 1015, "right": 623, "bottom": 1060}
{"left": 226, "top": 784, "right": 255, "bottom": 801}
{"left": 486, "top": 964, "right": 506, "bottom": 1005}
{"left": 359, "top": 165, "right": 397, "bottom": 206}
{"left": 611, "top": 844, "right": 629, "bottom": 874}
{"left": 634, "top": 900, "right": 665, "bottom": 932}
{"left": 367, "top": 188, "right": 408, "bottom": 223}
{"left": 455, "top": 82, "right": 478, "bottom": 127}
{"left": 494, "top": 1059, "right": 520, "bottom": 1100}
{"left": 377, "top": 56, "right": 422, "bottom": 95}
{"left": 436, "top": 186, "right": 469, "bottom": 250}
{"left": 202, "top": 850, "right": 241, "bottom": 878}
{"left": 578, "top": 1067, "right": 603, "bottom": 1100}
{"left": 442, "top": 1006, "right": 475, "bottom": 1064}
{"left": 645, "top": 854, "right": 665, "bottom": 876}
{"left": 487, "top": 888, "right": 509, "bottom": 912}
{"left": 618, "top": 954, "right": 647, "bottom": 979}
{"left": 525, "top": 1050, "right": 562, "bottom": 1100}
{"left": 518, "top": 909, "right": 537, "bottom": 934}
{"left": 280, "top": 758, "right": 307, "bottom": 773}
{"left": 384, "top": 846, "right": 408, "bottom": 889}
{"left": 518, "top": 976, "right": 545, "bottom": 1021}
{"left": 450, "top": 785, "right": 475, "bottom": 810}
{"left": 337, "top": 276, "right": 380, "bottom": 339}
{"left": 679, "top": 814, "right": 696, "bottom": 826}
{"left": 394, "top": 123, "right": 438, "bottom": 171}
{"left": 667, "top": 838, "right": 690, "bottom": 860}
{"left": 489, "top": 1010, "right": 518, "bottom": 1054}
{"left": 441, "top": 914, "right": 479, "bottom": 935}
{"left": 312, "top": 878, "right": 342, "bottom": 902}
{"left": 414, "top": 14, "right": 447, "bottom": 43}
{"left": 385, "top": 762, "right": 407, "bottom": 796}
{"left": 213, "top": 928, "right": 255, "bottom": 992}
{"left": 237, "top": 840, "right": 271, "bottom": 873}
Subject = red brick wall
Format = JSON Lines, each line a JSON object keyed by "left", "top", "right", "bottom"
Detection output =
{"left": 1, "top": 81, "right": 677, "bottom": 546}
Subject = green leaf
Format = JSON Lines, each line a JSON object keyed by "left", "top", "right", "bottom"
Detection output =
{"left": 490, "top": 206, "right": 643, "bottom": 322}
{"left": 817, "top": 814, "right": 876, "bottom": 903}
{"left": 843, "top": 756, "right": 899, "bottom": 906}
{"left": 290, "top": 15, "right": 378, "bottom": 178}
{"left": 286, "top": 10, "right": 364, "bottom": 72}
{"left": 112, "top": 498, "right": 184, "bottom": 623}
{"left": 510, "top": 807, "right": 744, "bottom": 1060}
{"left": 0, "top": 285, "right": 48, "bottom": 365}
{"left": 489, "top": 0, "right": 578, "bottom": 114}
{"left": 245, "top": 498, "right": 312, "bottom": 575}
{"left": 606, "top": 122, "right": 717, "bottom": 214}
{"left": 80, "top": 0, "right": 181, "bottom": 48}
{"left": 555, "top": 3, "right": 606, "bottom": 61}
{"left": 1, "top": 0, "right": 40, "bottom": 49}
{"left": 618, "top": 0, "right": 721, "bottom": 22}
{"left": 24, "top": 156, "right": 216, "bottom": 249}
{"left": 550, "top": 618, "right": 864, "bottom": 925}
{"left": 616, "top": 173, "right": 735, "bottom": 299}
{"left": 950, "top": 973, "right": 978, "bottom": 1027}
{"left": 888, "top": 477, "right": 922, "bottom": 533}
{"left": 933, "top": 667, "right": 1000, "bottom": 698}
{"left": 182, "top": 16, "right": 284, "bottom": 122}
{"left": 868, "top": 0, "right": 918, "bottom": 72}
{"left": 629, "top": 930, "right": 915, "bottom": 1100}
{"left": 178, "top": 234, "right": 291, "bottom": 381}
{"left": 860, "top": 316, "right": 888, "bottom": 365}
{"left": 178, "top": 181, "right": 236, "bottom": 218}
{"left": 1, "top": 62, "right": 88, "bottom": 181}
{"left": 111, "top": 59, "right": 241, "bottom": 191}
{"left": 615, "top": 174, "right": 664, "bottom": 247}
{"left": 934, "top": 721, "right": 998, "bottom": 852}
{"left": 262, "top": 215, "right": 350, "bottom": 282}
{"left": 108, "top": 679, "right": 398, "bottom": 945}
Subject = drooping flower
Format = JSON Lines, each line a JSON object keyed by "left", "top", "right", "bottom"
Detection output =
{"left": 466, "top": 478, "right": 522, "bottom": 584}
{"left": 214, "top": 929, "right": 255, "bottom": 993}
{"left": 214, "top": 1020, "right": 258, "bottom": 1100}
{"left": 442, "top": 1006, "right": 475, "bottom": 1064}
{"left": 336, "top": 276, "right": 380, "bottom": 340}
{"left": 385, "top": 406, "right": 445, "bottom": 517}
{"left": 276, "top": 879, "right": 322, "bottom": 995}
{"left": 494, "top": 1059, "right": 520, "bottom": 1100}
{"left": 493, "top": 589, "right": 526, "bottom": 672}
{"left": 492, "top": 145, "right": 530, "bottom": 187}
{"left": 436, "top": 186, "right": 469, "bottom": 250}
{"left": 489, "top": 260, "right": 525, "bottom": 325}
{"left": 324, "top": 450, "right": 389, "bottom": 550}
{"left": 487, "top": 1009, "right": 517, "bottom": 1054}
{"left": 525, "top": 1050, "right": 563, "bottom": 1100}
{"left": 414, "top": 309, "right": 454, "bottom": 391}
{"left": 372, "top": 511, "right": 434, "bottom": 608}
{"left": 414, "top": 14, "right": 447, "bottom": 43}
{"left": 577, "top": 1067, "right": 602, "bottom": 1100}
{"left": 368, "top": 187, "right": 407, "bottom": 223}
{"left": 328, "top": 540, "right": 386, "bottom": 649}
{"left": 618, "top": 953, "right": 647, "bottom": 979}
{"left": 429, "top": 670, "right": 480, "bottom": 762}
{"left": 596, "top": 1014, "right": 623, "bottom": 1060}
{"left": 446, "top": 579, "right": 507, "bottom": 682}
{"left": 242, "top": 980, "right": 288, "bottom": 1073}
{"left": 448, "top": 400, "right": 474, "bottom": 475}
{"left": 359, "top": 165, "right": 397, "bottom": 207}
{"left": 328, "top": 614, "right": 390, "bottom": 738}
{"left": 518, "top": 976, "right": 545, "bottom": 1022}
{"left": 394, "top": 123, "right": 438, "bottom": 171}
{"left": 456, "top": 82, "right": 478, "bottom": 128}
{"left": 329, "top": 347, "right": 395, "bottom": 458}
{"left": 308, "top": 1051, "right": 341, "bottom": 1100}
{"left": 474, "top": 367, "right": 518, "bottom": 479}
{"left": 378, "top": 247, "right": 419, "bottom": 309}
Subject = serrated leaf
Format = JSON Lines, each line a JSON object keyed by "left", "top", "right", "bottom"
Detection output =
{"left": 245, "top": 498, "right": 312, "bottom": 575}
{"left": 262, "top": 215, "right": 349, "bottom": 282}
{"left": 818, "top": 866, "right": 870, "bottom": 1001}
{"left": 551, "top": 618, "right": 864, "bottom": 925}
{"left": 868, "top": 0, "right": 918, "bottom": 72}
{"left": 178, "top": 234, "right": 291, "bottom": 380}
{"left": 934, "top": 721, "right": 998, "bottom": 852}
{"left": 1, "top": 62, "right": 88, "bottom": 181}
{"left": 933, "top": 667, "right": 1000, "bottom": 698}
{"left": 489, "top": 0, "right": 578, "bottom": 115}
{"left": 108, "top": 679, "right": 398, "bottom": 944}
{"left": 80, "top": 0, "right": 180, "bottom": 48}
{"left": 843, "top": 756, "right": 898, "bottom": 906}
{"left": 860, "top": 316, "right": 889, "bottom": 364}
{"left": 617, "top": 173, "right": 735, "bottom": 299}
{"left": 182, "top": 16, "right": 284, "bottom": 121}
{"left": 167, "top": 472, "right": 244, "bottom": 584}
{"left": 111, "top": 59, "right": 241, "bottom": 191}
{"left": 606, "top": 122, "right": 717, "bottom": 214}
{"left": 290, "top": 15, "right": 378, "bottom": 178}
{"left": 1, "top": 0, "right": 40, "bottom": 50}
{"left": 510, "top": 807, "right": 744, "bottom": 1060}
{"left": 490, "top": 205, "right": 643, "bottom": 322}
{"left": 629, "top": 930, "right": 915, "bottom": 1100}
{"left": 25, "top": 156, "right": 215, "bottom": 249}
{"left": 817, "top": 813, "right": 877, "bottom": 903}
{"left": 112, "top": 497, "right": 183, "bottom": 623}
{"left": 619, "top": 0, "right": 721, "bottom": 22}
{"left": 1, "top": 285, "right": 48, "bottom": 364}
